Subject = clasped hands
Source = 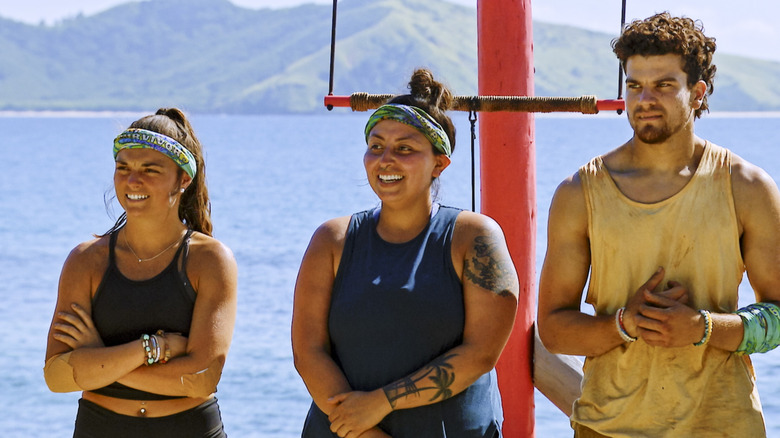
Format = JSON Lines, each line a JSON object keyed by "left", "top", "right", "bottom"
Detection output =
{"left": 621, "top": 267, "right": 707, "bottom": 348}
{"left": 327, "top": 389, "right": 393, "bottom": 438}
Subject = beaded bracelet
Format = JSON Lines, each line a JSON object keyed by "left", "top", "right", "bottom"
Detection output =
{"left": 615, "top": 307, "right": 637, "bottom": 343}
{"left": 693, "top": 309, "right": 712, "bottom": 346}
{"left": 141, "top": 334, "right": 154, "bottom": 365}
{"left": 156, "top": 330, "right": 171, "bottom": 364}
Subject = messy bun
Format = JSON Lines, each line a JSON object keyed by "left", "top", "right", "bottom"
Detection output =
{"left": 388, "top": 68, "right": 456, "bottom": 154}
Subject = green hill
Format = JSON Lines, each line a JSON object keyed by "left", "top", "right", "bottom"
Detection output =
{"left": 0, "top": 0, "right": 778, "bottom": 113}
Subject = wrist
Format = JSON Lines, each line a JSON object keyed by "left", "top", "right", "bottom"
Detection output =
{"left": 693, "top": 309, "right": 713, "bottom": 346}
{"left": 140, "top": 334, "right": 154, "bottom": 366}
{"left": 156, "top": 330, "right": 171, "bottom": 363}
{"left": 377, "top": 387, "right": 395, "bottom": 414}
{"left": 616, "top": 307, "right": 637, "bottom": 343}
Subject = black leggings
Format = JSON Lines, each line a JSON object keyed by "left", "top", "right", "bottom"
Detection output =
{"left": 73, "top": 397, "right": 226, "bottom": 438}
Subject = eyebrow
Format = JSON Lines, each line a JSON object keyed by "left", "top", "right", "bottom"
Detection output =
{"left": 626, "top": 76, "right": 680, "bottom": 84}
{"left": 368, "top": 132, "right": 423, "bottom": 143}
{"left": 114, "top": 159, "right": 165, "bottom": 167}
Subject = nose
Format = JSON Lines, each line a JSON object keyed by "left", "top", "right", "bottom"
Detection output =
{"left": 637, "top": 87, "right": 657, "bottom": 104}
{"left": 126, "top": 170, "right": 143, "bottom": 186}
{"left": 379, "top": 147, "right": 395, "bottom": 164}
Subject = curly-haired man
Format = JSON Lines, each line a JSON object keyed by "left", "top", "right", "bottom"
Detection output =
{"left": 538, "top": 12, "right": 778, "bottom": 437}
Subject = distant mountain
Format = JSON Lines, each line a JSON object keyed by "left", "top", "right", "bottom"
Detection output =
{"left": 0, "top": 0, "right": 778, "bottom": 113}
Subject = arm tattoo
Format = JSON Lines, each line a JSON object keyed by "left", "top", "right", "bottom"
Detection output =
{"left": 382, "top": 354, "right": 457, "bottom": 409}
{"left": 464, "top": 235, "right": 516, "bottom": 297}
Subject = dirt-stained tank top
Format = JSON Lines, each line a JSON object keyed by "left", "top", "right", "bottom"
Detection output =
{"left": 573, "top": 142, "right": 765, "bottom": 437}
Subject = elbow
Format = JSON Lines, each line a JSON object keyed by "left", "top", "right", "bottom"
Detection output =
{"left": 43, "top": 352, "right": 83, "bottom": 393}
{"left": 473, "top": 348, "right": 503, "bottom": 375}
{"left": 292, "top": 347, "right": 326, "bottom": 380}
{"left": 539, "top": 337, "right": 567, "bottom": 356}
{"left": 181, "top": 356, "right": 225, "bottom": 398}
{"left": 292, "top": 339, "right": 331, "bottom": 375}
{"left": 537, "top": 319, "right": 566, "bottom": 355}
{"left": 481, "top": 355, "right": 500, "bottom": 374}
{"left": 292, "top": 350, "right": 305, "bottom": 375}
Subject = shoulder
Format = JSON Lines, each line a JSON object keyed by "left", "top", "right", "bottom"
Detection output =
{"left": 554, "top": 171, "right": 586, "bottom": 199}
{"left": 550, "top": 171, "right": 587, "bottom": 216}
{"left": 730, "top": 151, "right": 778, "bottom": 192}
{"left": 453, "top": 210, "right": 503, "bottom": 239}
{"left": 187, "top": 232, "right": 238, "bottom": 276}
{"left": 310, "top": 215, "right": 352, "bottom": 249}
{"left": 452, "top": 211, "right": 511, "bottom": 259}
{"left": 729, "top": 151, "right": 780, "bottom": 225}
{"left": 62, "top": 236, "right": 110, "bottom": 276}
{"left": 297, "top": 215, "right": 353, "bottom": 281}
{"left": 184, "top": 232, "right": 238, "bottom": 299}
{"left": 57, "top": 235, "right": 110, "bottom": 301}
{"left": 300, "top": 215, "right": 354, "bottom": 271}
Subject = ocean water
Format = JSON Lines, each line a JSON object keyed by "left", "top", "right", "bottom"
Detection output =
{"left": 2, "top": 111, "right": 779, "bottom": 437}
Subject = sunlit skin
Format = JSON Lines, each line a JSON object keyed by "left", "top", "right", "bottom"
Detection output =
{"left": 114, "top": 148, "right": 191, "bottom": 225}
{"left": 624, "top": 53, "right": 706, "bottom": 146}
{"left": 363, "top": 120, "right": 450, "bottom": 216}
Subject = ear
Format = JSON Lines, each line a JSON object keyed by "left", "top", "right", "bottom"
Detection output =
{"left": 690, "top": 80, "right": 707, "bottom": 109}
{"left": 180, "top": 174, "right": 193, "bottom": 192}
{"left": 432, "top": 154, "right": 451, "bottom": 178}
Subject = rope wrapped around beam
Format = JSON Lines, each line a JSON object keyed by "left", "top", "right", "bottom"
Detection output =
{"left": 348, "top": 92, "right": 600, "bottom": 114}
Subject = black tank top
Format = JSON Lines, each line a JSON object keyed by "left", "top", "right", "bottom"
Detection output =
{"left": 90, "top": 229, "right": 196, "bottom": 400}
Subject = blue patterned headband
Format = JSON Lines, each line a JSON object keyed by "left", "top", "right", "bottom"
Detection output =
{"left": 364, "top": 104, "right": 452, "bottom": 157}
{"left": 113, "top": 128, "right": 197, "bottom": 178}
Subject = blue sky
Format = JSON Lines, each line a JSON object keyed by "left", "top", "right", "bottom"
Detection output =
{"left": 1, "top": 0, "right": 778, "bottom": 62}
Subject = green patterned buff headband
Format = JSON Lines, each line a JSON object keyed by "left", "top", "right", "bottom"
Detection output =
{"left": 113, "top": 128, "right": 197, "bottom": 178}
{"left": 364, "top": 104, "right": 452, "bottom": 157}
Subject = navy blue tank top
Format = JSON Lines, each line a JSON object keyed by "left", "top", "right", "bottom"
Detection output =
{"left": 302, "top": 205, "right": 503, "bottom": 437}
{"left": 90, "top": 229, "right": 196, "bottom": 400}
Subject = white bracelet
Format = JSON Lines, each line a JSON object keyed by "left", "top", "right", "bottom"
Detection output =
{"left": 693, "top": 309, "right": 712, "bottom": 346}
{"left": 616, "top": 307, "right": 637, "bottom": 343}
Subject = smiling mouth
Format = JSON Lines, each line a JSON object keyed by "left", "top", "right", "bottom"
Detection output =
{"left": 126, "top": 193, "right": 149, "bottom": 200}
{"left": 379, "top": 174, "right": 403, "bottom": 183}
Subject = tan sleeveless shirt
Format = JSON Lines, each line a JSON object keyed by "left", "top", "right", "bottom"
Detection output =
{"left": 572, "top": 142, "right": 765, "bottom": 437}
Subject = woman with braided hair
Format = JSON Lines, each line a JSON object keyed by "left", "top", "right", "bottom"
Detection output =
{"left": 44, "top": 108, "right": 237, "bottom": 437}
{"left": 293, "top": 69, "right": 519, "bottom": 438}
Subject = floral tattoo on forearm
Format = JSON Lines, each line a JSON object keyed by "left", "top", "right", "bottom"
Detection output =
{"left": 464, "top": 235, "right": 516, "bottom": 297}
{"left": 382, "top": 354, "right": 457, "bottom": 409}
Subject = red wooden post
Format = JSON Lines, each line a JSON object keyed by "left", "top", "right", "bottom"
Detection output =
{"left": 477, "top": 0, "right": 536, "bottom": 437}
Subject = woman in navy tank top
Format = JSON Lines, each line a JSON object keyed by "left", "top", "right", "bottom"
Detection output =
{"left": 45, "top": 108, "right": 237, "bottom": 437}
{"left": 293, "top": 69, "right": 520, "bottom": 438}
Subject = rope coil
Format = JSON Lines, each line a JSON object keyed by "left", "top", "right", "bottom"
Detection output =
{"left": 349, "top": 93, "right": 600, "bottom": 114}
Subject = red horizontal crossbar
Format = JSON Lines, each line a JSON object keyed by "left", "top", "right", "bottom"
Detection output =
{"left": 324, "top": 95, "right": 625, "bottom": 113}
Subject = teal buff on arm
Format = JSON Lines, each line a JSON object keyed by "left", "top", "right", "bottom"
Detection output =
{"left": 735, "top": 303, "right": 780, "bottom": 354}
{"left": 113, "top": 128, "right": 197, "bottom": 178}
{"left": 364, "top": 104, "right": 452, "bottom": 157}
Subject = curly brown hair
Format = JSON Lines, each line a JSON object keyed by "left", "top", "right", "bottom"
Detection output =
{"left": 612, "top": 12, "right": 717, "bottom": 118}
